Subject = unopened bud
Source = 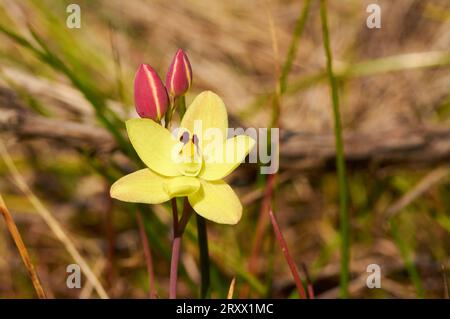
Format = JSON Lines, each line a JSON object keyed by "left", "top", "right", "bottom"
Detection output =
{"left": 166, "top": 49, "right": 192, "bottom": 98}
{"left": 134, "top": 64, "right": 169, "bottom": 121}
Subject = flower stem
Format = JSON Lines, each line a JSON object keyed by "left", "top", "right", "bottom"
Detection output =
{"left": 320, "top": 0, "right": 350, "bottom": 298}
{"left": 169, "top": 199, "right": 179, "bottom": 299}
{"left": 178, "top": 95, "right": 186, "bottom": 117}
{"left": 196, "top": 214, "right": 210, "bottom": 298}
{"left": 169, "top": 198, "right": 193, "bottom": 298}
{"left": 169, "top": 236, "right": 182, "bottom": 299}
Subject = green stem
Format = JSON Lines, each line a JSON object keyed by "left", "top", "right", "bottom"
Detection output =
{"left": 196, "top": 214, "right": 210, "bottom": 298}
{"left": 279, "top": 0, "right": 311, "bottom": 95}
{"left": 390, "top": 220, "right": 425, "bottom": 298}
{"left": 178, "top": 95, "right": 187, "bottom": 117}
{"left": 165, "top": 96, "right": 175, "bottom": 128}
{"left": 320, "top": 0, "right": 350, "bottom": 299}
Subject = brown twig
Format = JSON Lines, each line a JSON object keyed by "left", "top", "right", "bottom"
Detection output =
{"left": 268, "top": 208, "right": 307, "bottom": 299}
{"left": 0, "top": 194, "right": 46, "bottom": 299}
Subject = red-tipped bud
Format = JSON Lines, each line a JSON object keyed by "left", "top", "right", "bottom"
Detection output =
{"left": 134, "top": 64, "right": 169, "bottom": 121}
{"left": 166, "top": 49, "right": 192, "bottom": 98}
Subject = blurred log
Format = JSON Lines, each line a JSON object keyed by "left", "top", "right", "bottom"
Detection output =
{"left": 281, "top": 125, "right": 450, "bottom": 170}
{"left": 1, "top": 87, "right": 450, "bottom": 169}
{"left": 0, "top": 88, "right": 116, "bottom": 153}
{"left": 0, "top": 108, "right": 116, "bottom": 153}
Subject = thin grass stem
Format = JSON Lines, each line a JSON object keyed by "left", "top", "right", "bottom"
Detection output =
{"left": 320, "top": 0, "right": 350, "bottom": 298}
{"left": 0, "top": 195, "right": 46, "bottom": 299}
{"left": 390, "top": 220, "right": 425, "bottom": 298}
{"left": 279, "top": 0, "right": 311, "bottom": 95}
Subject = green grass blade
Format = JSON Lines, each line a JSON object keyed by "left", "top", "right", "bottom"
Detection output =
{"left": 320, "top": 0, "right": 350, "bottom": 298}
{"left": 279, "top": 0, "right": 311, "bottom": 95}
{"left": 0, "top": 24, "right": 136, "bottom": 160}
{"left": 390, "top": 220, "right": 425, "bottom": 298}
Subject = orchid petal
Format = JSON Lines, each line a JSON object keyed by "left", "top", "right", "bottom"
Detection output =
{"left": 110, "top": 169, "right": 199, "bottom": 204}
{"left": 200, "top": 135, "right": 255, "bottom": 181}
{"left": 188, "top": 179, "right": 242, "bottom": 225}
{"left": 164, "top": 176, "right": 201, "bottom": 197}
{"left": 180, "top": 91, "right": 228, "bottom": 151}
{"left": 126, "top": 118, "right": 180, "bottom": 177}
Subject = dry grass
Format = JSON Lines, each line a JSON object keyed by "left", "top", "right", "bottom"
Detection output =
{"left": 0, "top": 0, "right": 449, "bottom": 298}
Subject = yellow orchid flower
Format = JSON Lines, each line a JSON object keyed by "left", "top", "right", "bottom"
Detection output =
{"left": 110, "top": 91, "right": 256, "bottom": 224}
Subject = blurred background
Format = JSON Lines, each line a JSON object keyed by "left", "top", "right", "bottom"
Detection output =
{"left": 0, "top": 0, "right": 450, "bottom": 298}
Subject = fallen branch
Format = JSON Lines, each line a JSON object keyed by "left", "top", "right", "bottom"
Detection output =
{"left": 281, "top": 125, "right": 450, "bottom": 170}
{"left": 2, "top": 87, "right": 450, "bottom": 170}
{"left": 0, "top": 107, "right": 116, "bottom": 153}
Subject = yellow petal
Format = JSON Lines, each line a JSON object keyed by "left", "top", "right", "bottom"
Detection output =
{"left": 164, "top": 176, "right": 201, "bottom": 197}
{"left": 180, "top": 91, "right": 228, "bottom": 151}
{"left": 110, "top": 169, "right": 199, "bottom": 204}
{"left": 126, "top": 118, "right": 180, "bottom": 177}
{"left": 188, "top": 179, "right": 242, "bottom": 225}
{"left": 200, "top": 135, "right": 256, "bottom": 181}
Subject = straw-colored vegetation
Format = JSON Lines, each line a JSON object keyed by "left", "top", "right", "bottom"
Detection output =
{"left": 0, "top": 0, "right": 450, "bottom": 298}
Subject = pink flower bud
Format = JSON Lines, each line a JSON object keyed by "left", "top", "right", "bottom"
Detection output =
{"left": 134, "top": 64, "right": 169, "bottom": 121}
{"left": 166, "top": 49, "right": 192, "bottom": 98}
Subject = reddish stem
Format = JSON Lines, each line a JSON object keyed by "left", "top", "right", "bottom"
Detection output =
{"left": 169, "top": 236, "right": 182, "bottom": 299}
{"left": 269, "top": 208, "right": 307, "bottom": 299}
{"left": 169, "top": 198, "right": 193, "bottom": 299}
{"left": 241, "top": 173, "right": 276, "bottom": 297}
